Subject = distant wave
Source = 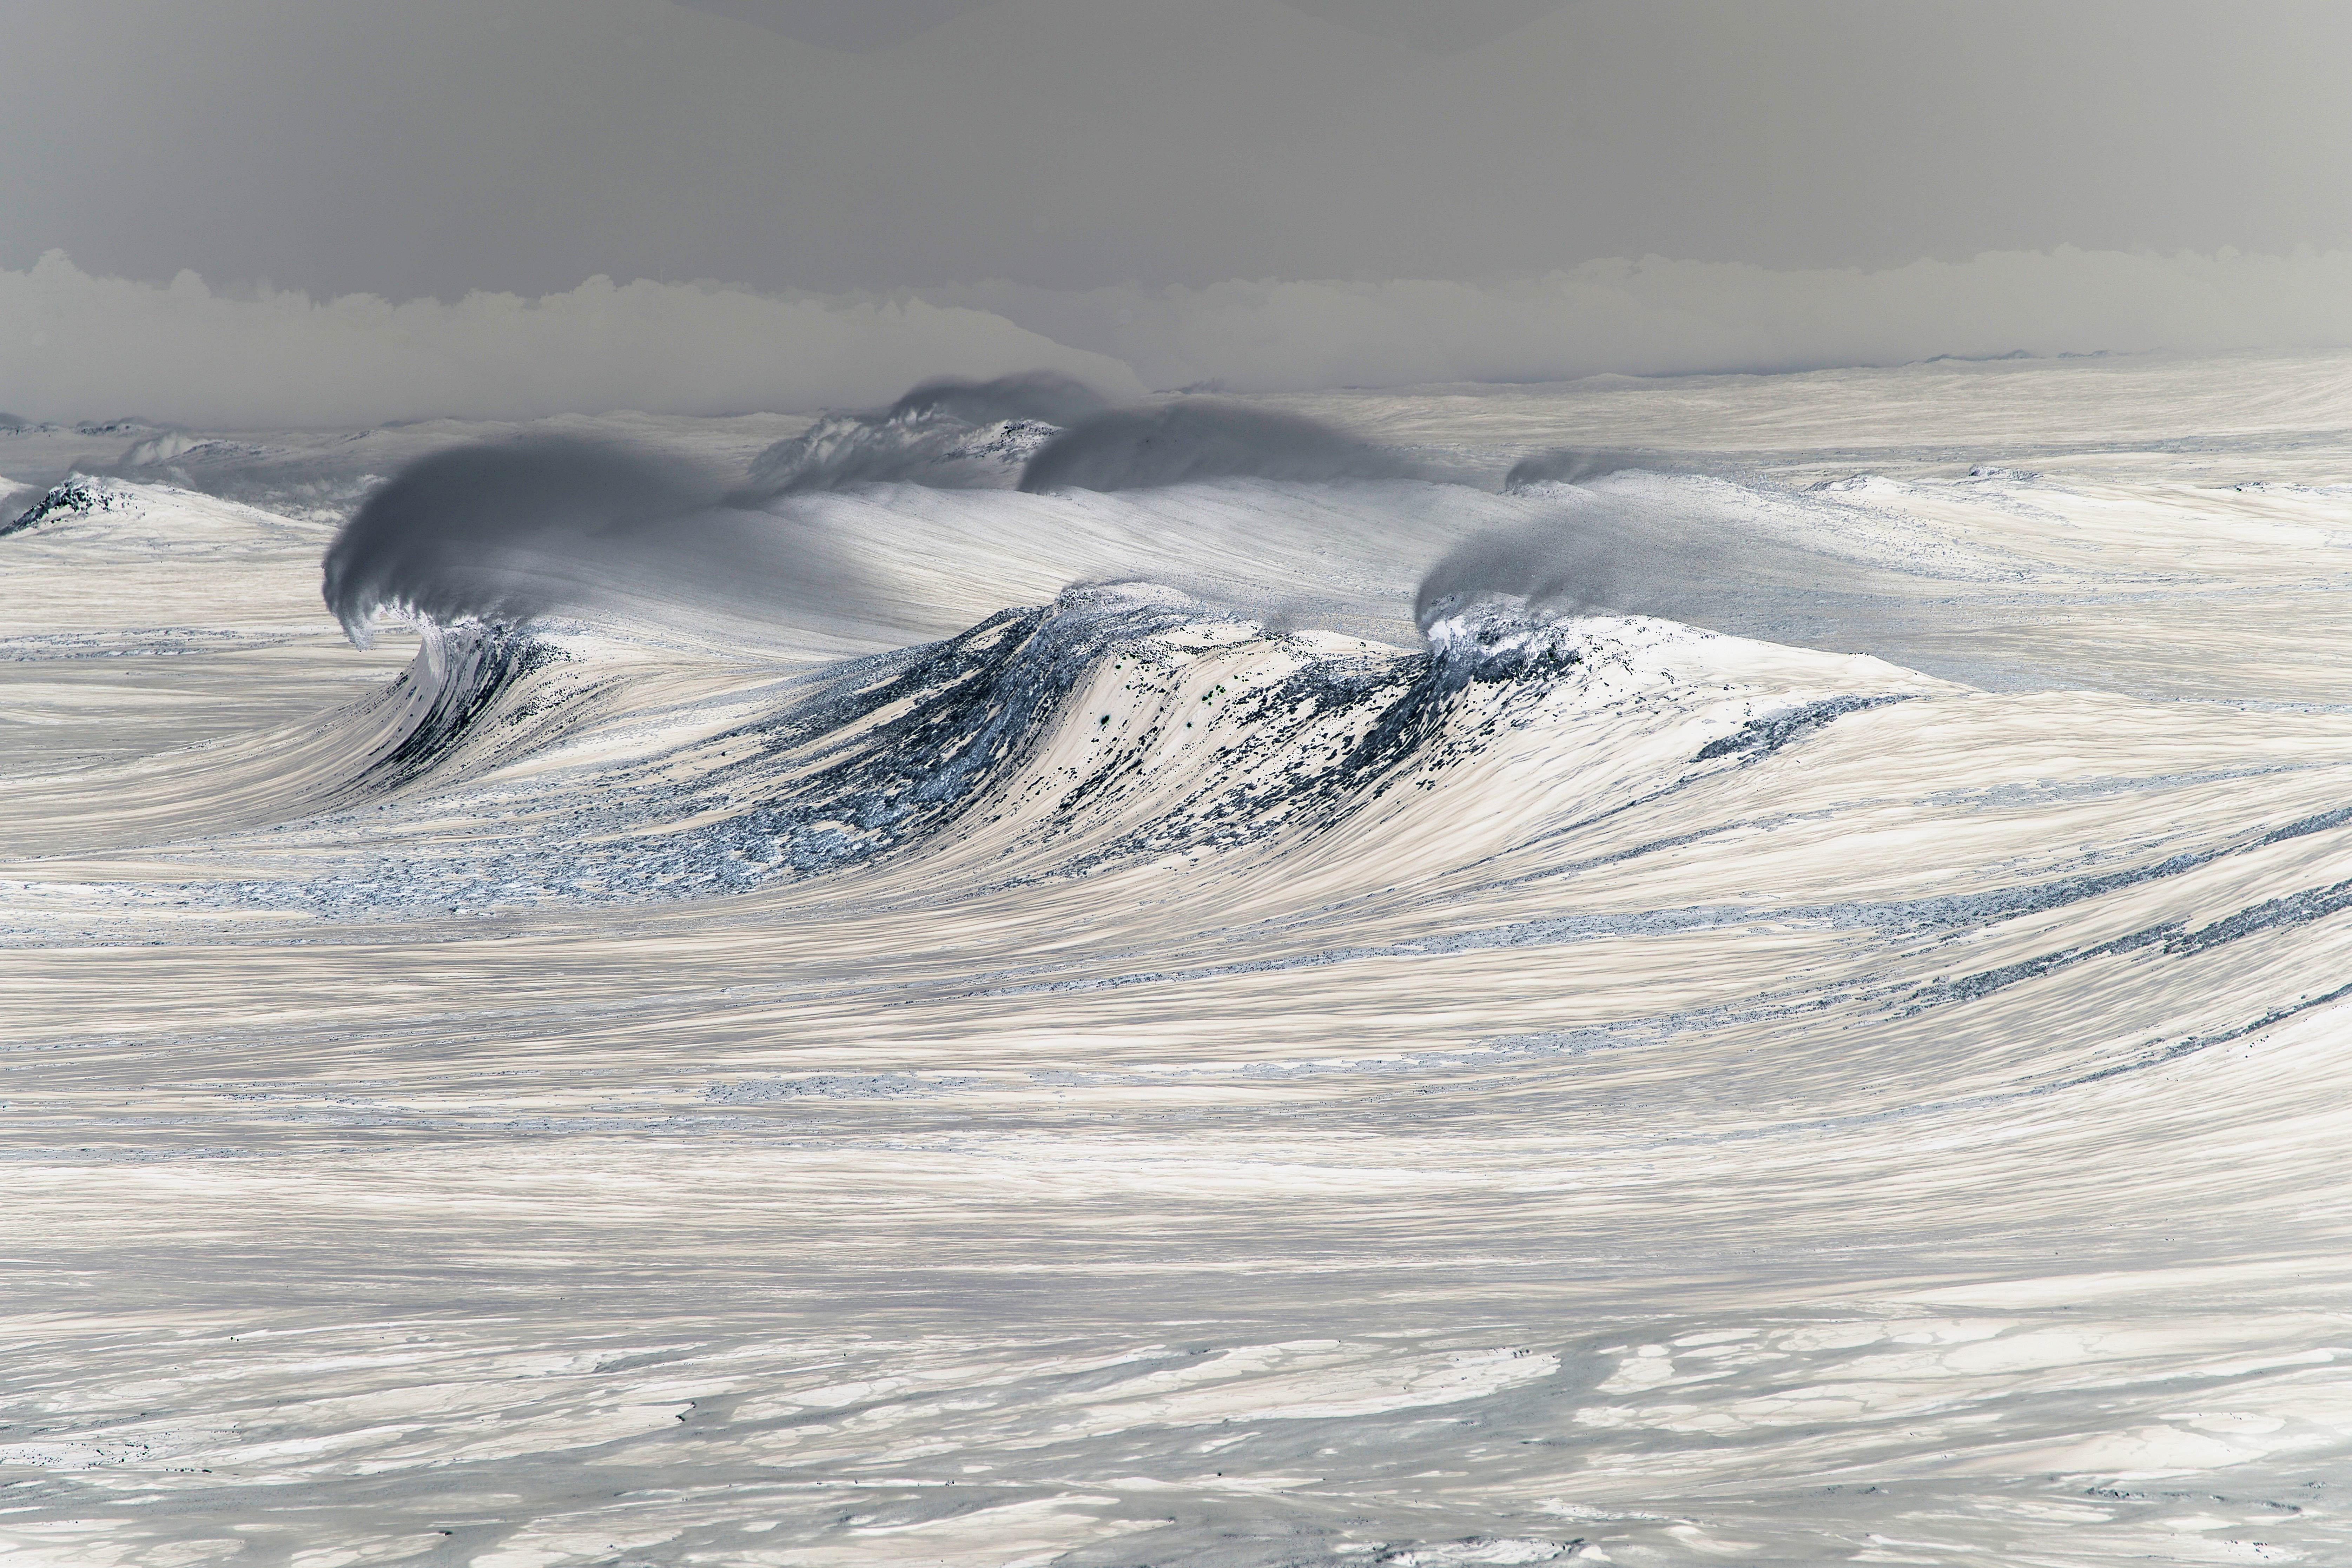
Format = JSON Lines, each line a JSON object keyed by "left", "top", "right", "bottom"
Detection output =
{"left": 739, "top": 371, "right": 1111, "bottom": 496}
{"left": 1019, "top": 402, "right": 1418, "bottom": 492}
{"left": 1503, "top": 448, "right": 1685, "bottom": 492}
{"left": 741, "top": 379, "right": 1416, "bottom": 498}
{"left": 3, "top": 476, "right": 129, "bottom": 537}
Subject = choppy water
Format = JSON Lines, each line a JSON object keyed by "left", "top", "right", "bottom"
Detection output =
{"left": 4, "top": 353, "right": 2352, "bottom": 1567}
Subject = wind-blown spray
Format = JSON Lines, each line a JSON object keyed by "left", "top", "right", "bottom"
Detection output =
{"left": 322, "top": 436, "right": 869, "bottom": 645}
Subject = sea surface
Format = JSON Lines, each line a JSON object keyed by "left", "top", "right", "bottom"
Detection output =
{"left": 4, "top": 352, "right": 2351, "bottom": 1566}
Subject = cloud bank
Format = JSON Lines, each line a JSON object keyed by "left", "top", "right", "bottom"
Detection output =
{"left": 957, "top": 248, "right": 2352, "bottom": 392}
{"left": 10, "top": 247, "right": 2352, "bottom": 428}
{"left": 0, "top": 252, "right": 1143, "bottom": 429}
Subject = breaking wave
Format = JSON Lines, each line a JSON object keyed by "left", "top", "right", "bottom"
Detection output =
{"left": 738, "top": 371, "right": 1111, "bottom": 495}
{"left": 158, "top": 573, "right": 1944, "bottom": 931}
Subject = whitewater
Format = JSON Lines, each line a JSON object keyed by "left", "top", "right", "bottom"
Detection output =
{"left": 3, "top": 351, "right": 2351, "bottom": 1567}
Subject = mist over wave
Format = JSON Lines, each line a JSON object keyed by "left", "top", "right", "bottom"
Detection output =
{"left": 1502, "top": 447, "right": 1685, "bottom": 491}
{"left": 306, "top": 373, "right": 1486, "bottom": 667}
{"left": 1414, "top": 498, "right": 1891, "bottom": 642}
{"left": 321, "top": 436, "right": 872, "bottom": 647}
{"left": 887, "top": 371, "right": 1113, "bottom": 429}
{"left": 1019, "top": 401, "right": 1418, "bottom": 492}
{"left": 306, "top": 371, "right": 1981, "bottom": 685}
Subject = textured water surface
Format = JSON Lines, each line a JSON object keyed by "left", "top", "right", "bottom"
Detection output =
{"left": 4, "top": 355, "right": 2351, "bottom": 1566}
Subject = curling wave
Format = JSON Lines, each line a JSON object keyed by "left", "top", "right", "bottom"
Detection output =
{"left": 145, "top": 582, "right": 1948, "bottom": 924}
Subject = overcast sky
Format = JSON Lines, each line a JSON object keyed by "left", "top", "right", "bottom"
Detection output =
{"left": 9, "top": 0, "right": 2352, "bottom": 426}
{"left": 7, "top": 0, "right": 2349, "bottom": 302}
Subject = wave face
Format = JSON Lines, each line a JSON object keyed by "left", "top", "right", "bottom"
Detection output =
{"left": 8, "top": 358, "right": 2352, "bottom": 1568}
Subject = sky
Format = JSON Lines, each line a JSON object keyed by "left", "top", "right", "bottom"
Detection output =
{"left": 5, "top": 0, "right": 2352, "bottom": 424}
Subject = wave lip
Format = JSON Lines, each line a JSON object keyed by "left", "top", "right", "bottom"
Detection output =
{"left": 1414, "top": 599, "right": 1600, "bottom": 702}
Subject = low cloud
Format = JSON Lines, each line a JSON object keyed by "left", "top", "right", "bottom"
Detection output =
{"left": 952, "top": 247, "right": 2352, "bottom": 391}
{"left": 9, "top": 246, "right": 2352, "bottom": 428}
{"left": 0, "top": 251, "right": 1143, "bottom": 429}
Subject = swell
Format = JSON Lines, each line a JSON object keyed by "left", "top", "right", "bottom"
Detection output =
{"left": 648, "top": 587, "right": 1458, "bottom": 882}
{"left": 27, "top": 583, "right": 2352, "bottom": 1127}
{"left": 119, "top": 590, "right": 1631, "bottom": 920}
{"left": 719, "top": 594, "right": 1644, "bottom": 886}
{"left": 0, "top": 620, "right": 608, "bottom": 859}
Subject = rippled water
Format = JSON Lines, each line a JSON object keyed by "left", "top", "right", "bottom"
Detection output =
{"left": 4, "top": 354, "right": 2351, "bottom": 1566}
